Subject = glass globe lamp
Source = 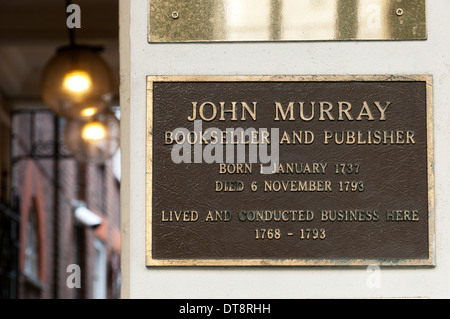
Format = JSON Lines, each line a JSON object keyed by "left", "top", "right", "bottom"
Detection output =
{"left": 63, "top": 108, "right": 120, "bottom": 164}
{"left": 41, "top": 45, "right": 114, "bottom": 119}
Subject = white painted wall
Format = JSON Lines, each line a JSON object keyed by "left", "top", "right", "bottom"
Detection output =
{"left": 120, "top": 0, "right": 450, "bottom": 298}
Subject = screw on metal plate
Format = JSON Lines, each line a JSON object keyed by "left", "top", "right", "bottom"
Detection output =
{"left": 171, "top": 11, "right": 179, "bottom": 19}
{"left": 396, "top": 8, "right": 404, "bottom": 16}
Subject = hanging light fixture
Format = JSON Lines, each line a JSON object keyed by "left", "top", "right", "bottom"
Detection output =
{"left": 41, "top": 45, "right": 114, "bottom": 119}
{"left": 40, "top": 0, "right": 119, "bottom": 165}
{"left": 63, "top": 108, "right": 120, "bottom": 164}
{"left": 40, "top": 0, "right": 114, "bottom": 119}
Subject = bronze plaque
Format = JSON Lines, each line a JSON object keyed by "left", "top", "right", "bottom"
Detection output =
{"left": 146, "top": 75, "right": 434, "bottom": 266}
{"left": 148, "top": 0, "right": 427, "bottom": 42}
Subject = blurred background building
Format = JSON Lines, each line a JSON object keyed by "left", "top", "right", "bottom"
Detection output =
{"left": 0, "top": 0, "right": 120, "bottom": 299}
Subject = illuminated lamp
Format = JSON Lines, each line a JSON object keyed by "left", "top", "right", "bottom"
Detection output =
{"left": 63, "top": 108, "right": 120, "bottom": 164}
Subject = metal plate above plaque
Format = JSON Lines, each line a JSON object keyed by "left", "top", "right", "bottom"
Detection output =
{"left": 148, "top": 0, "right": 427, "bottom": 42}
{"left": 146, "top": 75, "right": 434, "bottom": 266}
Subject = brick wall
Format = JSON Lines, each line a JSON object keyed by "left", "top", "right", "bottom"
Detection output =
{"left": 12, "top": 110, "right": 120, "bottom": 299}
